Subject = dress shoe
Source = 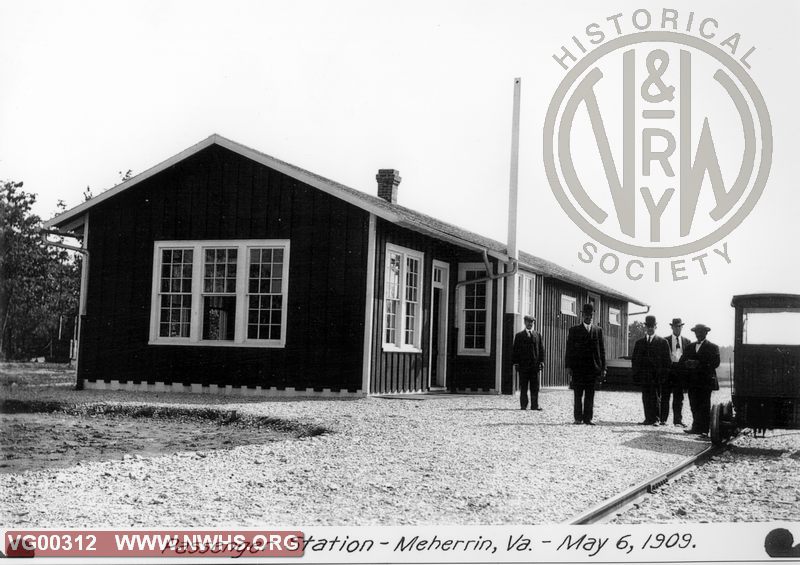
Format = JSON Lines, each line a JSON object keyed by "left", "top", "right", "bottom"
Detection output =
{"left": 520, "top": 406, "right": 527, "bottom": 410}
{"left": 639, "top": 420, "right": 655, "bottom": 425}
{"left": 659, "top": 421, "right": 667, "bottom": 426}
{"left": 584, "top": 421, "right": 596, "bottom": 426}
{"left": 532, "top": 407, "right": 543, "bottom": 411}
{"left": 573, "top": 420, "right": 583, "bottom": 424}
{"left": 683, "top": 428, "right": 700, "bottom": 434}
{"left": 652, "top": 422, "right": 660, "bottom": 427}
{"left": 674, "top": 422, "right": 687, "bottom": 428}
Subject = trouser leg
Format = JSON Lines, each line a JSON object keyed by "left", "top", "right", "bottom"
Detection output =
{"left": 659, "top": 384, "right": 670, "bottom": 423}
{"left": 583, "top": 386, "right": 595, "bottom": 423}
{"left": 688, "top": 388, "right": 699, "bottom": 430}
{"left": 519, "top": 370, "right": 530, "bottom": 409}
{"left": 530, "top": 371, "right": 540, "bottom": 409}
{"left": 642, "top": 385, "right": 657, "bottom": 422}
{"left": 641, "top": 388, "right": 651, "bottom": 421}
{"left": 573, "top": 385, "right": 584, "bottom": 421}
{"left": 698, "top": 390, "right": 712, "bottom": 433}
{"left": 672, "top": 386, "right": 684, "bottom": 424}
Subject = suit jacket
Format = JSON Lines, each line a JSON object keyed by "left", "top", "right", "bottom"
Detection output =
{"left": 512, "top": 329, "right": 545, "bottom": 371}
{"left": 565, "top": 323, "right": 606, "bottom": 384}
{"left": 679, "top": 340, "right": 721, "bottom": 390}
{"left": 631, "top": 335, "right": 671, "bottom": 386}
{"left": 664, "top": 334, "right": 692, "bottom": 386}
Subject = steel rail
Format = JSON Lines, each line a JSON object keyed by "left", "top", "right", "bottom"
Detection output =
{"left": 565, "top": 441, "right": 729, "bottom": 525}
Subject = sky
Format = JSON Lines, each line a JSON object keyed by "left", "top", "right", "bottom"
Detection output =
{"left": 1, "top": 0, "right": 798, "bottom": 346}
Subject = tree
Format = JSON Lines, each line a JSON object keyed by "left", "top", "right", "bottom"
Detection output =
{"left": 0, "top": 181, "right": 79, "bottom": 360}
{"left": 627, "top": 320, "right": 647, "bottom": 354}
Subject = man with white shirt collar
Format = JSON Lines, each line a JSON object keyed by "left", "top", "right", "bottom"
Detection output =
{"left": 512, "top": 315, "right": 546, "bottom": 410}
{"left": 565, "top": 303, "right": 606, "bottom": 425}
{"left": 680, "top": 323, "right": 721, "bottom": 437}
{"left": 632, "top": 315, "right": 671, "bottom": 426}
{"left": 664, "top": 318, "right": 691, "bottom": 427}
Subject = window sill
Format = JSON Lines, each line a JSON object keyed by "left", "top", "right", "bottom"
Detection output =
{"left": 381, "top": 344, "right": 423, "bottom": 354}
{"left": 457, "top": 349, "right": 491, "bottom": 357}
{"left": 149, "top": 339, "right": 286, "bottom": 348}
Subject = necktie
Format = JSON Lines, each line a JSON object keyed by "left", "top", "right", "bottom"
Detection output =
{"left": 647, "top": 336, "right": 651, "bottom": 344}
{"left": 527, "top": 330, "right": 531, "bottom": 338}
{"left": 676, "top": 339, "right": 680, "bottom": 350}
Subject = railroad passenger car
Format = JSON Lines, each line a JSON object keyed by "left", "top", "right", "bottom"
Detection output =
{"left": 711, "top": 293, "right": 800, "bottom": 443}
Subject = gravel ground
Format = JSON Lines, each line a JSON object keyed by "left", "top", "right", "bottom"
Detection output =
{"left": 613, "top": 429, "right": 800, "bottom": 523}
{"left": 1, "top": 376, "right": 793, "bottom": 527}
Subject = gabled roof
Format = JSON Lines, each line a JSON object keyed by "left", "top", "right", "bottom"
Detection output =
{"left": 45, "top": 134, "right": 646, "bottom": 306}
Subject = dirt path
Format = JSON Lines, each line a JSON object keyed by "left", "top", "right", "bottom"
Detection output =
{"left": 0, "top": 413, "right": 295, "bottom": 474}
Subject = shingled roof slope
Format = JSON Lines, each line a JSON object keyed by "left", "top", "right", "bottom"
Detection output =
{"left": 45, "top": 134, "right": 645, "bottom": 306}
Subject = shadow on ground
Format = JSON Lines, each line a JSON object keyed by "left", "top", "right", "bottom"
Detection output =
{"left": 0, "top": 398, "right": 328, "bottom": 474}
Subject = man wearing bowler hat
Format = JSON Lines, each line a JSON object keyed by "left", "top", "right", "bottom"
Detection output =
{"left": 632, "top": 315, "right": 672, "bottom": 425}
{"left": 664, "top": 318, "right": 691, "bottom": 426}
{"left": 512, "top": 315, "right": 545, "bottom": 410}
{"left": 565, "top": 303, "right": 606, "bottom": 425}
{"left": 680, "top": 323, "right": 721, "bottom": 437}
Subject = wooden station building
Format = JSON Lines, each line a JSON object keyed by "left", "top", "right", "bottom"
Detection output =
{"left": 44, "top": 135, "right": 645, "bottom": 396}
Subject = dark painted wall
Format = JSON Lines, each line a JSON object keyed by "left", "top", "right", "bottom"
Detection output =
{"left": 369, "top": 219, "right": 498, "bottom": 393}
{"left": 80, "top": 145, "right": 369, "bottom": 392}
{"left": 537, "top": 278, "right": 629, "bottom": 387}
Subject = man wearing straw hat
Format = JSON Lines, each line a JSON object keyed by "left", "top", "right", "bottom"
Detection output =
{"left": 680, "top": 323, "right": 721, "bottom": 437}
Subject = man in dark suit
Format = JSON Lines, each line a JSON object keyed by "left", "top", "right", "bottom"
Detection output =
{"left": 512, "top": 315, "right": 545, "bottom": 410}
{"left": 632, "top": 315, "right": 672, "bottom": 425}
{"left": 664, "top": 317, "right": 691, "bottom": 426}
{"left": 680, "top": 323, "right": 721, "bottom": 436}
{"left": 565, "top": 303, "right": 606, "bottom": 425}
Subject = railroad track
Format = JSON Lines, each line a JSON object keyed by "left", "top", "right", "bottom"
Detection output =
{"left": 565, "top": 440, "right": 731, "bottom": 525}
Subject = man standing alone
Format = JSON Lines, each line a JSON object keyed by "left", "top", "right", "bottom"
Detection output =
{"left": 681, "top": 324, "right": 721, "bottom": 437}
{"left": 512, "top": 315, "right": 545, "bottom": 410}
{"left": 632, "top": 315, "right": 671, "bottom": 425}
{"left": 565, "top": 303, "right": 606, "bottom": 425}
{"left": 665, "top": 318, "right": 691, "bottom": 427}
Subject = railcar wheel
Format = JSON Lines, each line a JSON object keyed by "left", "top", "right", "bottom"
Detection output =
{"left": 721, "top": 400, "right": 736, "bottom": 440}
{"left": 721, "top": 401, "right": 733, "bottom": 422}
{"left": 710, "top": 403, "right": 723, "bottom": 445}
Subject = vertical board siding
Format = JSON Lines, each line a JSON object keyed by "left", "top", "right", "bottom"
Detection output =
{"left": 370, "top": 219, "right": 497, "bottom": 394}
{"left": 537, "top": 278, "right": 629, "bottom": 387}
{"left": 78, "top": 143, "right": 635, "bottom": 395}
{"left": 81, "top": 145, "right": 369, "bottom": 392}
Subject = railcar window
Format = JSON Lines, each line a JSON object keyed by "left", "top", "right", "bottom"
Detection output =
{"left": 742, "top": 309, "right": 800, "bottom": 345}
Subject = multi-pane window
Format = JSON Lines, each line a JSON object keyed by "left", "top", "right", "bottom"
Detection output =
{"left": 384, "top": 251, "right": 401, "bottom": 345}
{"left": 202, "top": 248, "right": 238, "bottom": 341}
{"left": 404, "top": 256, "right": 420, "bottom": 346}
{"left": 458, "top": 264, "right": 492, "bottom": 355}
{"left": 247, "top": 248, "right": 284, "bottom": 340}
{"left": 516, "top": 273, "right": 534, "bottom": 317}
{"left": 609, "top": 307, "right": 621, "bottom": 326}
{"left": 158, "top": 249, "right": 193, "bottom": 338}
{"left": 383, "top": 244, "right": 424, "bottom": 351}
{"left": 150, "top": 240, "right": 289, "bottom": 347}
{"left": 560, "top": 294, "right": 577, "bottom": 316}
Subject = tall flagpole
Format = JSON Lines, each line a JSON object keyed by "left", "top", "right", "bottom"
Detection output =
{"left": 506, "top": 77, "right": 521, "bottom": 315}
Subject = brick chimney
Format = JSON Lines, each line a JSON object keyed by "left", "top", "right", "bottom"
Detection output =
{"left": 376, "top": 169, "right": 401, "bottom": 204}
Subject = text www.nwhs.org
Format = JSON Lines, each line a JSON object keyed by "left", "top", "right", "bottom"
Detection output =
{"left": 3, "top": 530, "right": 303, "bottom": 557}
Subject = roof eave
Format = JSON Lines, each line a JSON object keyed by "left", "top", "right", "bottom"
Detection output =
{"left": 44, "top": 134, "right": 221, "bottom": 229}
